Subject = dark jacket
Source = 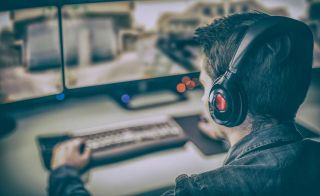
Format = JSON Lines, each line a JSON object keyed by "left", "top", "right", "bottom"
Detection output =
{"left": 49, "top": 122, "right": 320, "bottom": 196}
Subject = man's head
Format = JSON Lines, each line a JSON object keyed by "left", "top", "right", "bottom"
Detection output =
{"left": 196, "top": 12, "right": 313, "bottom": 133}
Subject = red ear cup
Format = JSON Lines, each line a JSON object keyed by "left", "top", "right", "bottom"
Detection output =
{"left": 214, "top": 94, "right": 227, "bottom": 112}
{"left": 208, "top": 71, "right": 247, "bottom": 127}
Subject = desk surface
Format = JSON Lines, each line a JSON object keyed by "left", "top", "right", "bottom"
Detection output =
{"left": 0, "top": 83, "right": 319, "bottom": 195}
{"left": 0, "top": 90, "right": 226, "bottom": 195}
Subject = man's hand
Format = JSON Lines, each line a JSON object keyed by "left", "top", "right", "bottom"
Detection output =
{"left": 51, "top": 139, "right": 91, "bottom": 170}
{"left": 198, "top": 114, "right": 226, "bottom": 140}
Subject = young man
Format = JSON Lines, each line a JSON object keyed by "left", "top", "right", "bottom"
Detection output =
{"left": 49, "top": 13, "right": 320, "bottom": 195}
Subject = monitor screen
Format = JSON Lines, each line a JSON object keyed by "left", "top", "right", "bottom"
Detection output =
{"left": 1, "top": 0, "right": 319, "bottom": 105}
{"left": 0, "top": 7, "right": 63, "bottom": 104}
{"left": 62, "top": 0, "right": 202, "bottom": 88}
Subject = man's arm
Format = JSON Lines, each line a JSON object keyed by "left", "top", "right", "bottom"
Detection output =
{"left": 48, "top": 139, "right": 91, "bottom": 196}
{"left": 47, "top": 116, "right": 223, "bottom": 196}
{"left": 49, "top": 165, "right": 90, "bottom": 196}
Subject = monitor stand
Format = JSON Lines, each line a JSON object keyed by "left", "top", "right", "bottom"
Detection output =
{"left": 110, "top": 89, "right": 188, "bottom": 110}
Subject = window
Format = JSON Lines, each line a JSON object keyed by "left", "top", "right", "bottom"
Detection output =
{"left": 242, "top": 5, "right": 249, "bottom": 12}
{"left": 217, "top": 6, "right": 224, "bottom": 15}
{"left": 202, "top": 7, "right": 212, "bottom": 17}
{"left": 229, "top": 5, "right": 236, "bottom": 14}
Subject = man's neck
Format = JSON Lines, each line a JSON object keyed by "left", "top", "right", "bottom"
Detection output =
{"left": 225, "top": 120, "right": 252, "bottom": 147}
{"left": 227, "top": 129, "right": 251, "bottom": 147}
{"left": 226, "top": 118, "right": 289, "bottom": 147}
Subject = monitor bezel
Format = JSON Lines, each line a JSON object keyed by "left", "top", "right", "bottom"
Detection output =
{"left": 0, "top": 72, "right": 200, "bottom": 110}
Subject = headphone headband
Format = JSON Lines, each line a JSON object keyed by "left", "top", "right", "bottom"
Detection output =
{"left": 229, "top": 16, "right": 313, "bottom": 73}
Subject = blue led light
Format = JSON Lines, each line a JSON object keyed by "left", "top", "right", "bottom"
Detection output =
{"left": 121, "top": 94, "right": 130, "bottom": 104}
{"left": 56, "top": 93, "right": 65, "bottom": 101}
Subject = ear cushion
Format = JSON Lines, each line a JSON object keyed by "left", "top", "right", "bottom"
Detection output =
{"left": 208, "top": 72, "right": 248, "bottom": 127}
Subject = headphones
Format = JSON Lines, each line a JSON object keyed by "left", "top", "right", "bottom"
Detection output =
{"left": 208, "top": 16, "right": 313, "bottom": 127}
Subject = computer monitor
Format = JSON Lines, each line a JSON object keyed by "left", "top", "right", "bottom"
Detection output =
{"left": 1, "top": 0, "right": 319, "bottom": 109}
{"left": 62, "top": 0, "right": 202, "bottom": 89}
{"left": 60, "top": 0, "right": 205, "bottom": 105}
{"left": 0, "top": 6, "right": 63, "bottom": 105}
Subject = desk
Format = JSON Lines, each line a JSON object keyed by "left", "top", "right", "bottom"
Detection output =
{"left": 1, "top": 78, "right": 319, "bottom": 195}
{"left": 0, "top": 90, "right": 226, "bottom": 195}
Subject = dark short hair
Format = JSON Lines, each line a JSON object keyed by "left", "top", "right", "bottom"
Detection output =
{"left": 195, "top": 12, "right": 313, "bottom": 126}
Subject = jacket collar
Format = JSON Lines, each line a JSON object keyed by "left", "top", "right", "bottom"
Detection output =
{"left": 223, "top": 121, "right": 303, "bottom": 165}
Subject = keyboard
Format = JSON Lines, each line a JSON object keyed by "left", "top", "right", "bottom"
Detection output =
{"left": 37, "top": 116, "right": 188, "bottom": 170}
